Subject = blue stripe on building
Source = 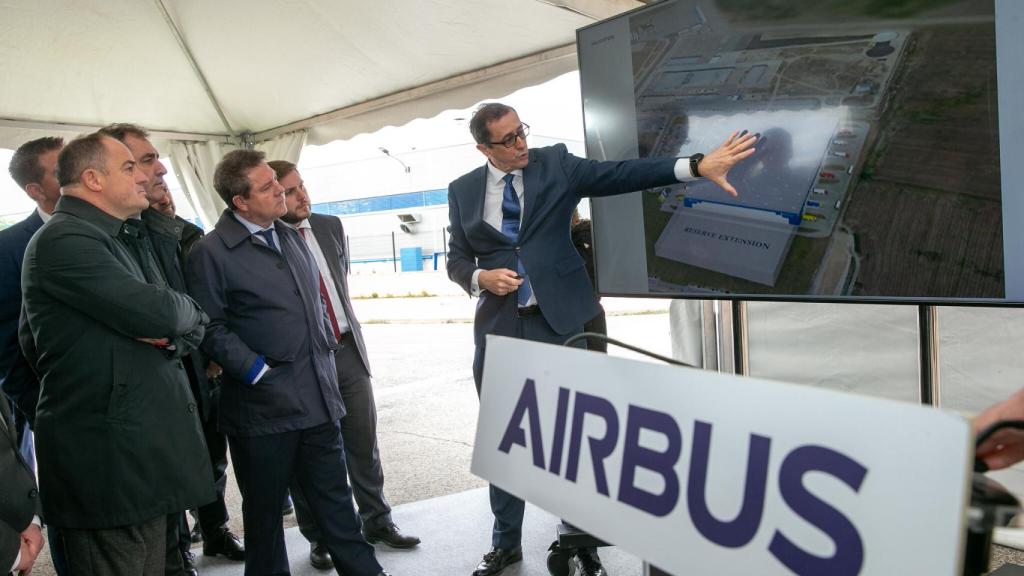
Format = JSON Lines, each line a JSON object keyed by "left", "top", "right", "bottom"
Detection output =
{"left": 312, "top": 189, "right": 448, "bottom": 216}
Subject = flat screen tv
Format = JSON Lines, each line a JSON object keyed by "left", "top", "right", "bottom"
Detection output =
{"left": 578, "top": 0, "right": 1024, "bottom": 303}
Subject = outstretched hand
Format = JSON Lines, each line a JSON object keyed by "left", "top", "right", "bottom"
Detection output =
{"left": 697, "top": 130, "right": 758, "bottom": 197}
{"left": 974, "top": 387, "right": 1024, "bottom": 471}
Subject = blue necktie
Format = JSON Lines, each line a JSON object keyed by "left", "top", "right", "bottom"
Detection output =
{"left": 256, "top": 228, "right": 278, "bottom": 252}
{"left": 500, "top": 173, "right": 532, "bottom": 306}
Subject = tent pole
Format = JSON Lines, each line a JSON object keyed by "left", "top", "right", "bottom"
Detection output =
{"left": 154, "top": 0, "right": 237, "bottom": 138}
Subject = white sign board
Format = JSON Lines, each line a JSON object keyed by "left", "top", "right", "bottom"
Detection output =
{"left": 472, "top": 336, "right": 972, "bottom": 576}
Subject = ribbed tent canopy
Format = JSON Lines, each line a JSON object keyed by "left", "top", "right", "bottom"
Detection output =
{"left": 0, "top": 0, "right": 645, "bottom": 149}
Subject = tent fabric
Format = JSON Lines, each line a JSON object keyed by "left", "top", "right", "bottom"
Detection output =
{"left": 169, "top": 129, "right": 306, "bottom": 227}
{"left": 168, "top": 139, "right": 237, "bottom": 229}
{"left": 0, "top": 0, "right": 632, "bottom": 150}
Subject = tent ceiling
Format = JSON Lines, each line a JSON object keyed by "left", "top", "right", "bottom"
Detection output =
{"left": 0, "top": 0, "right": 645, "bottom": 149}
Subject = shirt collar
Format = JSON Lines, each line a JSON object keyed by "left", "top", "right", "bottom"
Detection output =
{"left": 282, "top": 218, "right": 311, "bottom": 232}
{"left": 486, "top": 161, "right": 523, "bottom": 187}
{"left": 37, "top": 206, "right": 52, "bottom": 223}
{"left": 232, "top": 212, "right": 275, "bottom": 235}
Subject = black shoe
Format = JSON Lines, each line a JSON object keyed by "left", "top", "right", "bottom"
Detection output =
{"left": 182, "top": 549, "right": 199, "bottom": 576}
{"left": 202, "top": 526, "right": 245, "bottom": 561}
{"left": 282, "top": 494, "right": 294, "bottom": 516}
{"left": 472, "top": 546, "right": 523, "bottom": 576}
{"left": 362, "top": 522, "right": 421, "bottom": 548}
{"left": 309, "top": 542, "right": 333, "bottom": 570}
{"left": 575, "top": 548, "right": 608, "bottom": 576}
{"left": 189, "top": 522, "right": 203, "bottom": 544}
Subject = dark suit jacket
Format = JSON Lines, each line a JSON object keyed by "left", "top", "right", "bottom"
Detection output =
{"left": 308, "top": 213, "right": 371, "bottom": 376}
{"left": 447, "top": 144, "right": 677, "bottom": 344}
{"left": 0, "top": 394, "right": 39, "bottom": 572}
{"left": 143, "top": 208, "right": 215, "bottom": 420}
{"left": 20, "top": 195, "right": 214, "bottom": 528}
{"left": 186, "top": 210, "right": 344, "bottom": 437}
{"left": 0, "top": 210, "right": 43, "bottom": 428}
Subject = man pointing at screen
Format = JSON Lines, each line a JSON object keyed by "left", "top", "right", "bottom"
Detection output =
{"left": 446, "top": 102, "right": 755, "bottom": 576}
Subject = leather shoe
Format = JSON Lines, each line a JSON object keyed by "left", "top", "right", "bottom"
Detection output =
{"left": 574, "top": 548, "right": 608, "bottom": 576}
{"left": 189, "top": 522, "right": 203, "bottom": 544}
{"left": 181, "top": 549, "right": 199, "bottom": 576}
{"left": 202, "top": 526, "right": 245, "bottom": 561}
{"left": 362, "top": 521, "right": 420, "bottom": 548}
{"left": 309, "top": 542, "right": 333, "bottom": 570}
{"left": 472, "top": 546, "right": 523, "bottom": 576}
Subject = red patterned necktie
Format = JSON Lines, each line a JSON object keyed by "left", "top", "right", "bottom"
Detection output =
{"left": 301, "top": 228, "right": 342, "bottom": 340}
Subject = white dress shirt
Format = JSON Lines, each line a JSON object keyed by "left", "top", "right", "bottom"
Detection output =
{"left": 469, "top": 156, "right": 697, "bottom": 305}
{"left": 286, "top": 219, "right": 351, "bottom": 335}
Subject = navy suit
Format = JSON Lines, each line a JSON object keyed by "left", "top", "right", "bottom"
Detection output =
{"left": 447, "top": 144, "right": 678, "bottom": 548}
{"left": 0, "top": 210, "right": 43, "bottom": 436}
{"left": 186, "top": 210, "right": 381, "bottom": 576}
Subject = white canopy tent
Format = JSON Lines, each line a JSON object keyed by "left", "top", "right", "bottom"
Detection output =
{"left": 0, "top": 0, "right": 645, "bottom": 223}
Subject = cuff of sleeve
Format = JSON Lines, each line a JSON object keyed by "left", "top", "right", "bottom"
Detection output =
{"left": 674, "top": 157, "right": 697, "bottom": 181}
{"left": 31, "top": 516, "right": 40, "bottom": 527}
{"left": 244, "top": 356, "right": 266, "bottom": 386}
{"left": 11, "top": 550, "right": 20, "bottom": 573}
{"left": 471, "top": 269, "right": 483, "bottom": 297}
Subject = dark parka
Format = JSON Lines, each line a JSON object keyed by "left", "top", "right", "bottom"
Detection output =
{"left": 142, "top": 207, "right": 215, "bottom": 420}
{"left": 19, "top": 195, "right": 215, "bottom": 529}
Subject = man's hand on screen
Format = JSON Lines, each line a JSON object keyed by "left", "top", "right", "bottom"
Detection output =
{"left": 698, "top": 130, "right": 758, "bottom": 197}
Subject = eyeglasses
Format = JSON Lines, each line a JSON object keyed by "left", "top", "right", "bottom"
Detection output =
{"left": 488, "top": 123, "right": 530, "bottom": 148}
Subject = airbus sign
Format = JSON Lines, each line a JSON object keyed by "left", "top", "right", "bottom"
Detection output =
{"left": 472, "top": 336, "right": 971, "bottom": 575}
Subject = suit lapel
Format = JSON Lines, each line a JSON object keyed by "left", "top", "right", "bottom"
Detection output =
{"left": 519, "top": 150, "right": 542, "bottom": 239}
{"left": 280, "top": 225, "right": 333, "bottom": 346}
{"left": 310, "top": 220, "right": 345, "bottom": 297}
{"left": 466, "top": 164, "right": 509, "bottom": 244}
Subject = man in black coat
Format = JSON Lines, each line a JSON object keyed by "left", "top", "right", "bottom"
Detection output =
{"left": 185, "top": 149, "right": 389, "bottom": 576}
{"left": 101, "top": 123, "right": 244, "bottom": 575}
{"left": 20, "top": 132, "right": 215, "bottom": 574}
{"left": 270, "top": 160, "right": 420, "bottom": 569}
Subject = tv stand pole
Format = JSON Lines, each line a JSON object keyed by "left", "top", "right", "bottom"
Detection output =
{"left": 919, "top": 304, "right": 941, "bottom": 406}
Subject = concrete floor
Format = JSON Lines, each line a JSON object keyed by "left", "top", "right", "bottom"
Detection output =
{"left": 197, "top": 487, "right": 644, "bottom": 576}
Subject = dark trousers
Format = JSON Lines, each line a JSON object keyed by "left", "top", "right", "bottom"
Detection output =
{"left": 61, "top": 515, "right": 166, "bottom": 576}
{"left": 583, "top": 305, "right": 608, "bottom": 353}
{"left": 48, "top": 525, "right": 69, "bottom": 576}
{"left": 294, "top": 340, "right": 391, "bottom": 544}
{"left": 472, "top": 313, "right": 585, "bottom": 549}
{"left": 196, "top": 396, "right": 231, "bottom": 534}
{"left": 164, "top": 513, "right": 189, "bottom": 575}
{"left": 228, "top": 421, "right": 381, "bottom": 576}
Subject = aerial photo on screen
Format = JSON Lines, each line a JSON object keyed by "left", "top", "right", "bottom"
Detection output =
{"left": 629, "top": 0, "right": 1002, "bottom": 299}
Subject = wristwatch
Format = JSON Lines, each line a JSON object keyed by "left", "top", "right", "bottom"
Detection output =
{"left": 689, "top": 153, "right": 704, "bottom": 178}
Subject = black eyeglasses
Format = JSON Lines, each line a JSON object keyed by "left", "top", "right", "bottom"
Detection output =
{"left": 488, "top": 123, "right": 530, "bottom": 148}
